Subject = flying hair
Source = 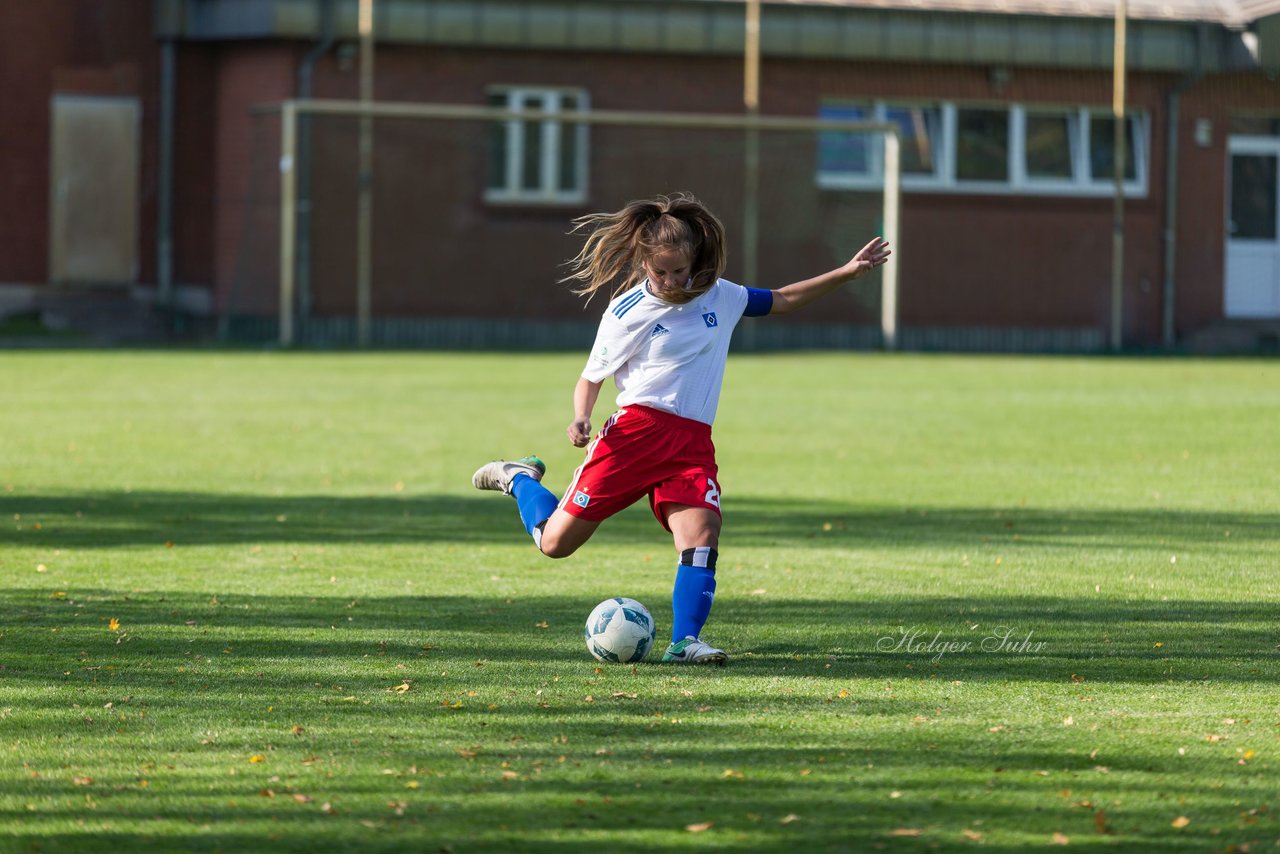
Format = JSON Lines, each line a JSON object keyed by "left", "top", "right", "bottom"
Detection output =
{"left": 561, "top": 193, "right": 728, "bottom": 303}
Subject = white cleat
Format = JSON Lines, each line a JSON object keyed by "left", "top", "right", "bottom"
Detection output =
{"left": 471, "top": 455, "right": 546, "bottom": 495}
{"left": 661, "top": 636, "right": 728, "bottom": 665}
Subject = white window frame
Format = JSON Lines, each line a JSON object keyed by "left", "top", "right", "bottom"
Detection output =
{"left": 1081, "top": 108, "right": 1149, "bottom": 196}
{"left": 1015, "top": 105, "right": 1082, "bottom": 193}
{"left": 817, "top": 99, "right": 1148, "bottom": 198}
{"left": 485, "top": 86, "right": 588, "bottom": 205}
{"left": 817, "top": 101, "right": 946, "bottom": 191}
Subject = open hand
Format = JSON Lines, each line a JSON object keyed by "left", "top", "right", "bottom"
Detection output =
{"left": 842, "top": 237, "right": 892, "bottom": 280}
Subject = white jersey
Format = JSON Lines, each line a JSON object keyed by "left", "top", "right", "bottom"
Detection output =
{"left": 581, "top": 278, "right": 752, "bottom": 426}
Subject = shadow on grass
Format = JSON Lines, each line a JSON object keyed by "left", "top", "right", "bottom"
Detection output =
{"left": 3, "top": 589, "right": 1277, "bottom": 692}
{"left": 1, "top": 490, "right": 1276, "bottom": 551}
{"left": 3, "top": 589, "right": 1277, "bottom": 852}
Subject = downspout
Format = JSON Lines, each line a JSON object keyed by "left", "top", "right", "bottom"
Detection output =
{"left": 1162, "top": 23, "right": 1208, "bottom": 348}
{"left": 158, "top": 37, "right": 176, "bottom": 326}
{"left": 296, "top": 0, "right": 336, "bottom": 325}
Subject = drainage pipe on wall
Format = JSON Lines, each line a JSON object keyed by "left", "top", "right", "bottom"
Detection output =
{"left": 158, "top": 38, "right": 176, "bottom": 320}
{"left": 296, "top": 0, "right": 337, "bottom": 325}
{"left": 1162, "top": 24, "right": 1208, "bottom": 349}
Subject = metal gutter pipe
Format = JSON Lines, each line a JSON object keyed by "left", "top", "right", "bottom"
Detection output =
{"left": 1162, "top": 24, "right": 1208, "bottom": 349}
{"left": 295, "top": 0, "right": 336, "bottom": 324}
{"left": 158, "top": 38, "right": 176, "bottom": 321}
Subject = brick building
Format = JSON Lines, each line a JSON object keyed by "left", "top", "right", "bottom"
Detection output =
{"left": 2, "top": 0, "right": 1278, "bottom": 349}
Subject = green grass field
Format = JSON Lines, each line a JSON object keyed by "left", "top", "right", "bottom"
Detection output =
{"left": 2, "top": 351, "right": 1277, "bottom": 852}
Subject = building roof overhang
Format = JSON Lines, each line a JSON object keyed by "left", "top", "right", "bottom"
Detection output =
{"left": 156, "top": 0, "right": 1280, "bottom": 76}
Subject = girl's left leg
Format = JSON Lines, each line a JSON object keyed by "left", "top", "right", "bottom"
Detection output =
{"left": 662, "top": 504, "right": 726, "bottom": 663}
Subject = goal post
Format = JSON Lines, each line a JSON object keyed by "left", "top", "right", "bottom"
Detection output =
{"left": 268, "top": 99, "right": 901, "bottom": 349}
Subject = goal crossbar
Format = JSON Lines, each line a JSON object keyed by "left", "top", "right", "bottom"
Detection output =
{"left": 270, "top": 98, "right": 901, "bottom": 347}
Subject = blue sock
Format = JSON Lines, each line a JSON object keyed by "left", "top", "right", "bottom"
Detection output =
{"left": 671, "top": 547, "right": 717, "bottom": 641}
{"left": 510, "top": 473, "right": 558, "bottom": 539}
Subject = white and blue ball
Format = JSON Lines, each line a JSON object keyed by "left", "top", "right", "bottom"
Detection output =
{"left": 584, "top": 597, "right": 656, "bottom": 663}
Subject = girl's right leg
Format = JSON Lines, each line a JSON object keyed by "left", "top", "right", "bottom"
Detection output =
{"left": 472, "top": 459, "right": 601, "bottom": 558}
{"left": 536, "top": 508, "right": 601, "bottom": 559}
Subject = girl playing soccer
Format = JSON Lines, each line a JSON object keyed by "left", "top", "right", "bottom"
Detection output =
{"left": 473, "top": 193, "right": 890, "bottom": 664}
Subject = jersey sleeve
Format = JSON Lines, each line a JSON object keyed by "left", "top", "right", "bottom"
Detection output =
{"left": 581, "top": 311, "right": 647, "bottom": 383}
{"left": 718, "top": 279, "right": 762, "bottom": 324}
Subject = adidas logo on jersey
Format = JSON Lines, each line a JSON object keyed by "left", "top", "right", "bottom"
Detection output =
{"left": 650, "top": 323, "right": 670, "bottom": 338}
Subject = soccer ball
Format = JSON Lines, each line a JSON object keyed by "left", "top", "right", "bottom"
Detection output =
{"left": 584, "top": 597, "right": 656, "bottom": 663}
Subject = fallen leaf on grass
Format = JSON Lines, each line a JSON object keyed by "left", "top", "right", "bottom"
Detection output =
{"left": 890, "top": 828, "right": 922, "bottom": 837}
{"left": 721, "top": 769, "right": 745, "bottom": 779}
{"left": 73, "top": 776, "right": 93, "bottom": 786}
{"left": 611, "top": 692, "right": 638, "bottom": 699}
{"left": 108, "top": 618, "right": 120, "bottom": 631}
{"left": 1051, "top": 831, "right": 1070, "bottom": 845}
{"left": 961, "top": 829, "right": 984, "bottom": 842}
{"left": 685, "top": 821, "right": 713, "bottom": 833}
{"left": 1171, "top": 816, "right": 1190, "bottom": 828}
{"left": 1094, "top": 810, "right": 1111, "bottom": 834}
{"left": 387, "top": 682, "right": 411, "bottom": 694}
{"left": 249, "top": 755, "right": 265, "bottom": 764}
{"left": 780, "top": 814, "right": 800, "bottom": 824}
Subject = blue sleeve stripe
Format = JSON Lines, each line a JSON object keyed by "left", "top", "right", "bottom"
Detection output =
{"left": 743, "top": 287, "right": 773, "bottom": 317}
{"left": 613, "top": 290, "right": 645, "bottom": 318}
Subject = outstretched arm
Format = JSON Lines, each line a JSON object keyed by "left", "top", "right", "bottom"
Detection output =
{"left": 568, "top": 376, "right": 603, "bottom": 448}
{"left": 768, "top": 237, "right": 891, "bottom": 316}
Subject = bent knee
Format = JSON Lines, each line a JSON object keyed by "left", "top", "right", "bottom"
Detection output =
{"left": 537, "top": 531, "right": 578, "bottom": 559}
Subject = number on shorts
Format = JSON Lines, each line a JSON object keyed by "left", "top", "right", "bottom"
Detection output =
{"left": 704, "top": 477, "right": 721, "bottom": 509}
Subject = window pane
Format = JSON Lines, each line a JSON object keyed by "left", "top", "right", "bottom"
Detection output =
{"left": 818, "top": 103, "right": 870, "bottom": 175}
{"left": 956, "top": 108, "right": 1009, "bottom": 181}
{"left": 886, "top": 106, "right": 939, "bottom": 175}
{"left": 520, "top": 94, "right": 544, "bottom": 192}
{"left": 1231, "top": 154, "right": 1278, "bottom": 239}
{"left": 1089, "top": 115, "right": 1138, "bottom": 181}
{"left": 558, "top": 124, "right": 579, "bottom": 193}
{"left": 558, "top": 94, "right": 581, "bottom": 192}
{"left": 487, "top": 92, "right": 508, "bottom": 190}
{"left": 1025, "top": 112, "right": 1074, "bottom": 179}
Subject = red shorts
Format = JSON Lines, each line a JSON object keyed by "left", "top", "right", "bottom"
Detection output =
{"left": 560, "top": 404, "right": 721, "bottom": 531}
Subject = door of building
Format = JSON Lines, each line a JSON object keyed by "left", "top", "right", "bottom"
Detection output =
{"left": 1225, "top": 137, "right": 1280, "bottom": 318}
{"left": 48, "top": 94, "right": 140, "bottom": 284}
